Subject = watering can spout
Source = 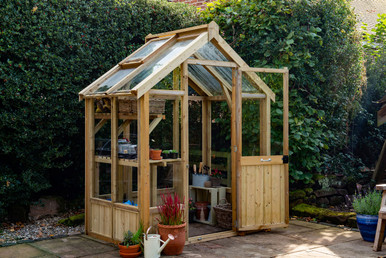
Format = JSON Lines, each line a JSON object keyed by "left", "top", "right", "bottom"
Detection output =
{"left": 158, "top": 234, "right": 175, "bottom": 254}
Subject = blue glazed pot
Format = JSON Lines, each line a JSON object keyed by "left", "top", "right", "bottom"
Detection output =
{"left": 356, "top": 214, "right": 383, "bottom": 242}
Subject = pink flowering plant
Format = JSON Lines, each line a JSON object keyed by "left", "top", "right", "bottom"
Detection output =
{"left": 211, "top": 169, "right": 222, "bottom": 179}
{"left": 157, "top": 192, "right": 184, "bottom": 225}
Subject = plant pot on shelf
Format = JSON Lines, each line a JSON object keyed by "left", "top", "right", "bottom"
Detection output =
{"left": 210, "top": 177, "right": 221, "bottom": 187}
{"left": 170, "top": 151, "right": 178, "bottom": 159}
{"left": 150, "top": 149, "right": 162, "bottom": 160}
{"left": 195, "top": 201, "right": 209, "bottom": 221}
{"left": 189, "top": 208, "right": 196, "bottom": 222}
{"left": 118, "top": 243, "right": 141, "bottom": 258}
{"left": 158, "top": 223, "right": 186, "bottom": 255}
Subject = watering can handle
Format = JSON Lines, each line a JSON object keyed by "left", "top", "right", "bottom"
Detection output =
{"left": 145, "top": 226, "right": 152, "bottom": 240}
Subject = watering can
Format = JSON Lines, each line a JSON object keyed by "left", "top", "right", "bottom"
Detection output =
{"left": 143, "top": 226, "right": 174, "bottom": 258}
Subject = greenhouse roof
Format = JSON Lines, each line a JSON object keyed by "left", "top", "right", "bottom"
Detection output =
{"left": 79, "top": 21, "right": 275, "bottom": 101}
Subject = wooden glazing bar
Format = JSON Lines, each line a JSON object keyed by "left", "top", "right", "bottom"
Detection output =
{"left": 85, "top": 99, "right": 95, "bottom": 234}
{"left": 173, "top": 68, "right": 180, "bottom": 152}
{"left": 111, "top": 97, "right": 119, "bottom": 202}
{"left": 283, "top": 70, "right": 289, "bottom": 224}
{"left": 95, "top": 119, "right": 107, "bottom": 134}
{"left": 138, "top": 93, "right": 150, "bottom": 230}
{"left": 181, "top": 61, "right": 189, "bottom": 238}
{"left": 259, "top": 97, "right": 271, "bottom": 156}
{"left": 240, "top": 67, "right": 289, "bottom": 74}
{"left": 187, "top": 58, "right": 238, "bottom": 68}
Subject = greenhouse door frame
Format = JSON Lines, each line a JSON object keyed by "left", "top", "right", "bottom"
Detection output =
{"left": 231, "top": 67, "right": 289, "bottom": 232}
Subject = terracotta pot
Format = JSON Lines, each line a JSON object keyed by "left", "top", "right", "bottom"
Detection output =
{"left": 150, "top": 149, "right": 162, "bottom": 160}
{"left": 118, "top": 243, "right": 141, "bottom": 258}
{"left": 158, "top": 222, "right": 186, "bottom": 255}
{"left": 195, "top": 201, "right": 209, "bottom": 220}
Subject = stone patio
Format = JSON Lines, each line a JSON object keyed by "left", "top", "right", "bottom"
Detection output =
{"left": 1, "top": 220, "right": 386, "bottom": 257}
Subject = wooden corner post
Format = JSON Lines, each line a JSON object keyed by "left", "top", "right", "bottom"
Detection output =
{"left": 283, "top": 70, "right": 289, "bottom": 224}
{"left": 138, "top": 93, "right": 150, "bottom": 230}
{"left": 85, "top": 98, "right": 95, "bottom": 234}
{"left": 231, "top": 67, "right": 242, "bottom": 231}
{"left": 181, "top": 61, "right": 189, "bottom": 239}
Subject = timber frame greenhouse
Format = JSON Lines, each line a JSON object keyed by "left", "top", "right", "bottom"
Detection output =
{"left": 79, "top": 21, "right": 289, "bottom": 244}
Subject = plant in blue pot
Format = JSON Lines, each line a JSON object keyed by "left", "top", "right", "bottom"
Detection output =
{"left": 353, "top": 189, "right": 384, "bottom": 242}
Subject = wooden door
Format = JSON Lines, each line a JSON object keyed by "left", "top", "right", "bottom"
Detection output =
{"left": 238, "top": 155, "right": 288, "bottom": 231}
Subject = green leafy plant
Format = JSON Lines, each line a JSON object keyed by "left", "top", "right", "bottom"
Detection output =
{"left": 211, "top": 169, "right": 222, "bottom": 179}
{"left": 162, "top": 150, "right": 170, "bottom": 154}
{"left": 352, "top": 190, "right": 382, "bottom": 215}
{"left": 122, "top": 223, "right": 144, "bottom": 247}
{"left": 0, "top": 0, "right": 200, "bottom": 219}
{"left": 157, "top": 192, "right": 184, "bottom": 225}
{"left": 170, "top": 150, "right": 178, "bottom": 154}
{"left": 201, "top": 0, "right": 365, "bottom": 184}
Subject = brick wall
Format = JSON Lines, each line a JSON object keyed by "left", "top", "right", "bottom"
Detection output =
{"left": 171, "top": 0, "right": 214, "bottom": 10}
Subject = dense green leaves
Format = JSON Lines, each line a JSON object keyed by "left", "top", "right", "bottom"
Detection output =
{"left": 202, "top": 0, "right": 365, "bottom": 183}
{"left": 0, "top": 0, "right": 200, "bottom": 219}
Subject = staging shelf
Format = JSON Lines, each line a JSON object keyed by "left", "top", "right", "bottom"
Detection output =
{"left": 95, "top": 155, "right": 181, "bottom": 167}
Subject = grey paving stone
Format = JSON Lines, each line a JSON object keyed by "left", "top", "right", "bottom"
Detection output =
{"left": 29, "top": 235, "right": 116, "bottom": 257}
{"left": 0, "top": 243, "right": 57, "bottom": 258}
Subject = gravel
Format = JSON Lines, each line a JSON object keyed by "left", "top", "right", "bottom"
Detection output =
{"left": 0, "top": 214, "right": 84, "bottom": 247}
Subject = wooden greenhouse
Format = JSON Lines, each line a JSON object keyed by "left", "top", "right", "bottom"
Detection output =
{"left": 79, "top": 21, "right": 289, "bottom": 244}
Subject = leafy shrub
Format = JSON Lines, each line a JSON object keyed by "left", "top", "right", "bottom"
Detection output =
{"left": 352, "top": 15, "right": 386, "bottom": 168}
{"left": 201, "top": 0, "right": 365, "bottom": 183}
{"left": 0, "top": 0, "right": 200, "bottom": 220}
{"left": 352, "top": 190, "right": 382, "bottom": 215}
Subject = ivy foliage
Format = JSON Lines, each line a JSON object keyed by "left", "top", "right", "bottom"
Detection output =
{"left": 0, "top": 0, "right": 200, "bottom": 219}
{"left": 352, "top": 14, "right": 386, "bottom": 167}
{"left": 201, "top": 0, "right": 365, "bottom": 183}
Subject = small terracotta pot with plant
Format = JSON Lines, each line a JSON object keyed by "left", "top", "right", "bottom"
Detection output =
{"left": 157, "top": 192, "right": 186, "bottom": 255}
{"left": 118, "top": 224, "right": 143, "bottom": 258}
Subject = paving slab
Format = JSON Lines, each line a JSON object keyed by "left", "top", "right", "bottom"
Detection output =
{"left": 0, "top": 243, "right": 56, "bottom": 258}
{"left": 29, "top": 235, "right": 117, "bottom": 257}
{"left": 271, "top": 223, "right": 322, "bottom": 235}
{"left": 312, "top": 239, "right": 386, "bottom": 258}
{"left": 285, "top": 226, "right": 362, "bottom": 246}
{"left": 276, "top": 249, "right": 337, "bottom": 257}
{"left": 289, "top": 220, "right": 330, "bottom": 229}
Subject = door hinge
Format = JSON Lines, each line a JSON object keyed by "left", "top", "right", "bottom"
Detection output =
{"left": 282, "top": 155, "right": 289, "bottom": 164}
{"left": 234, "top": 220, "right": 238, "bottom": 228}
{"left": 233, "top": 146, "right": 238, "bottom": 152}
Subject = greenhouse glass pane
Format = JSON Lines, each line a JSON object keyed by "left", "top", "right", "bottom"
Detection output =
{"left": 189, "top": 65, "right": 223, "bottom": 95}
{"left": 242, "top": 75, "right": 259, "bottom": 93}
{"left": 119, "top": 39, "right": 193, "bottom": 91}
{"left": 197, "top": 42, "right": 259, "bottom": 93}
{"left": 94, "top": 69, "right": 135, "bottom": 93}
{"left": 127, "top": 39, "right": 169, "bottom": 61}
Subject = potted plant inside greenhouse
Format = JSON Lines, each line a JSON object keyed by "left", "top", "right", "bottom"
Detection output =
{"left": 118, "top": 224, "right": 143, "bottom": 257}
{"left": 157, "top": 192, "right": 186, "bottom": 255}
{"left": 353, "top": 189, "right": 385, "bottom": 242}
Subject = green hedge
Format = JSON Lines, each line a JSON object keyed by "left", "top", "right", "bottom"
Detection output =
{"left": 201, "top": 0, "right": 365, "bottom": 183}
{"left": 0, "top": 0, "right": 200, "bottom": 219}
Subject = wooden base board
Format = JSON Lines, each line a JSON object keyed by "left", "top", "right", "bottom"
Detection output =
{"left": 186, "top": 230, "right": 237, "bottom": 245}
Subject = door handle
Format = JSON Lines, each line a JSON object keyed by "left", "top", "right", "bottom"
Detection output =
{"left": 260, "top": 158, "right": 271, "bottom": 162}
